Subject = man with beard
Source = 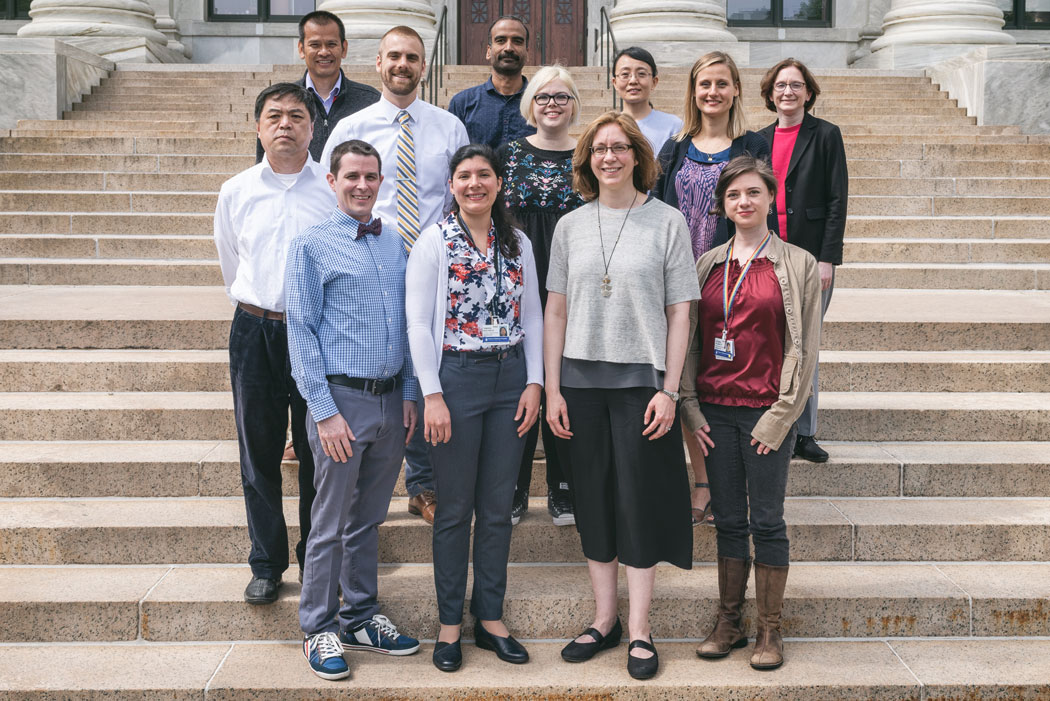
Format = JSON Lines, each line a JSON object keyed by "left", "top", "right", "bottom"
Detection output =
{"left": 320, "top": 25, "right": 468, "bottom": 525}
{"left": 448, "top": 16, "right": 535, "bottom": 149}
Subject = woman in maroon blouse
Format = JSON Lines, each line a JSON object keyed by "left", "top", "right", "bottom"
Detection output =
{"left": 679, "top": 155, "right": 821, "bottom": 671}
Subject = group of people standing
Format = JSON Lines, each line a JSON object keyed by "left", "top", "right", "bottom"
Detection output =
{"left": 214, "top": 8, "right": 847, "bottom": 684}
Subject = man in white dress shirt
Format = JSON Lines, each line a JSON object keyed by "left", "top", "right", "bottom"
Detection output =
{"left": 321, "top": 26, "right": 469, "bottom": 524}
{"left": 214, "top": 83, "right": 336, "bottom": 605}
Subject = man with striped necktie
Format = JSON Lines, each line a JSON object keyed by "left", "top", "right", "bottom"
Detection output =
{"left": 320, "top": 25, "right": 469, "bottom": 524}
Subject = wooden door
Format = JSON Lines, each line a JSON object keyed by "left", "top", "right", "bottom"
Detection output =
{"left": 458, "top": 0, "right": 586, "bottom": 66}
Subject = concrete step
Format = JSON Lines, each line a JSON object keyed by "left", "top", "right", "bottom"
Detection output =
{"left": 1, "top": 439, "right": 1046, "bottom": 499}
{"left": 3, "top": 344, "right": 1045, "bottom": 393}
{"left": 0, "top": 136, "right": 253, "bottom": 156}
{"left": 3, "top": 286, "right": 1047, "bottom": 351}
{"left": 844, "top": 216, "right": 1050, "bottom": 239}
{"left": 5, "top": 561, "right": 1050, "bottom": 643}
{"left": 900, "top": 159, "right": 1050, "bottom": 178}
{"left": 0, "top": 236, "right": 215, "bottom": 260}
{"left": 836, "top": 262, "right": 1050, "bottom": 290}
{"left": 0, "top": 190, "right": 217, "bottom": 214}
{"left": 847, "top": 195, "right": 1050, "bottom": 217}
{"left": 4, "top": 495, "right": 1050, "bottom": 564}
{"left": 7, "top": 638, "right": 1049, "bottom": 699}
{"left": 3, "top": 390, "right": 1044, "bottom": 441}
{"left": 851, "top": 177, "right": 1050, "bottom": 197}
{"left": 0, "top": 212, "right": 213, "bottom": 236}
{"left": 0, "top": 172, "right": 231, "bottom": 192}
{"left": 0, "top": 153, "right": 252, "bottom": 173}
{"left": 844, "top": 238, "right": 1050, "bottom": 263}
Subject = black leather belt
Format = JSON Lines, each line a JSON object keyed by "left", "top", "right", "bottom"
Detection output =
{"left": 326, "top": 374, "right": 400, "bottom": 395}
{"left": 442, "top": 345, "right": 521, "bottom": 362}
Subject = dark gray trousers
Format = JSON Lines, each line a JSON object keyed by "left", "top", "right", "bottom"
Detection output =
{"left": 429, "top": 347, "right": 527, "bottom": 625}
{"left": 298, "top": 382, "right": 406, "bottom": 635}
{"left": 702, "top": 402, "right": 794, "bottom": 567}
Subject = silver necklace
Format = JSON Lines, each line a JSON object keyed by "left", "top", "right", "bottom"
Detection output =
{"left": 596, "top": 192, "right": 638, "bottom": 297}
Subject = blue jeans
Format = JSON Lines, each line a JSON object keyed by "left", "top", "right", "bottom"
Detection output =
{"left": 702, "top": 402, "right": 794, "bottom": 567}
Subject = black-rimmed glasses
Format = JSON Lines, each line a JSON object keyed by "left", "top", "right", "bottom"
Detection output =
{"left": 533, "top": 93, "right": 574, "bottom": 106}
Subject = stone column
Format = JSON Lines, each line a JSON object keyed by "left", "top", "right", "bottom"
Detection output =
{"left": 870, "top": 0, "right": 1015, "bottom": 50}
{"left": 607, "top": 0, "right": 747, "bottom": 67}
{"left": 318, "top": 0, "right": 438, "bottom": 63}
{"left": 17, "top": 0, "right": 168, "bottom": 45}
{"left": 147, "top": 0, "right": 188, "bottom": 57}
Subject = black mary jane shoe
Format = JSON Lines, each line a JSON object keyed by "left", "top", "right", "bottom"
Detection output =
{"left": 432, "top": 639, "right": 462, "bottom": 672}
{"left": 561, "top": 618, "right": 623, "bottom": 662}
{"left": 627, "top": 637, "right": 659, "bottom": 680}
{"left": 473, "top": 620, "right": 529, "bottom": 664}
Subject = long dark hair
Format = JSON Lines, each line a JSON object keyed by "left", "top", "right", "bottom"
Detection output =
{"left": 449, "top": 144, "right": 521, "bottom": 259}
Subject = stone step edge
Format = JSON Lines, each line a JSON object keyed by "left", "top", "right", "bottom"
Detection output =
{"left": 0, "top": 639, "right": 1046, "bottom": 700}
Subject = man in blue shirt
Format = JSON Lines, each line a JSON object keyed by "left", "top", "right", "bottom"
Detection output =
{"left": 448, "top": 15, "right": 536, "bottom": 149}
{"left": 286, "top": 139, "right": 421, "bottom": 681}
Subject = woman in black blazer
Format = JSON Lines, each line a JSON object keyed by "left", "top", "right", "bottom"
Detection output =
{"left": 757, "top": 58, "right": 849, "bottom": 464}
{"left": 651, "top": 51, "right": 776, "bottom": 530}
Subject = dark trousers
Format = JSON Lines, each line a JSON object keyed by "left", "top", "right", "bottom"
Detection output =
{"left": 430, "top": 348, "right": 527, "bottom": 625}
{"left": 561, "top": 386, "right": 692, "bottom": 570}
{"left": 516, "top": 397, "right": 571, "bottom": 495}
{"left": 701, "top": 402, "right": 793, "bottom": 567}
{"left": 229, "top": 306, "right": 316, "bottom": 579}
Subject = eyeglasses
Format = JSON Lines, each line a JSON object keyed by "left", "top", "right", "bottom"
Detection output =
{"left": 615, "top": 70, "right": 651, "bottom": 81}
{"left": 773, "top": 81, "right": 806, "bottom": 93}
{"left": 589, "top": 144, "right": 632, "bottom": 156}
{"left": 533, "top": 93, "right": 573, "bottom": 106}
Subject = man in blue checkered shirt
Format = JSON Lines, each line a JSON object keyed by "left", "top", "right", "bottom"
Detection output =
{"left": 286, "top": 139, "right": 421, "bottom": 680}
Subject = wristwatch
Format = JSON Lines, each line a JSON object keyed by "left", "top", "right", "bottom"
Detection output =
{"left": 659, "top": 389, "right": 680, "bottom": 402}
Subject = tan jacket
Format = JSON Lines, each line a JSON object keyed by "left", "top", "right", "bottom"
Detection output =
{"left": 680, "top": 234, "right": 822, "bottom": 450}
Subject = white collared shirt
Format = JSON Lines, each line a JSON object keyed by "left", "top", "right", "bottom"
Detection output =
{"left": 319, "top": 96, "right": 469, "bottom": 231}
{"left": 213, "top": 155, "right": 336, "bottom": 312}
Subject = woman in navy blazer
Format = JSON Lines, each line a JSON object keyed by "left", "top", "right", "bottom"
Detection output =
{"left": 757, "top": 58, "right": 849, "bottom": 464}
{"left": 652, "top": 51, "right": 775, "bottom": 530}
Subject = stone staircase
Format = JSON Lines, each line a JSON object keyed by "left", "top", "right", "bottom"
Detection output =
{"left": 1, "top": 64, "right": 1049, "bottom": 698}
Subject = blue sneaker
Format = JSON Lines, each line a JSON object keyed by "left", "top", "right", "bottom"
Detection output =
{"left": 341, "top": 614, "right": 420, "bottom": 656}
{"left": 303, "top": 631, "right": 350, "bottom": 680}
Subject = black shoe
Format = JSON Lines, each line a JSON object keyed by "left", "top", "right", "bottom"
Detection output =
{"left": 794, "top": 435, "right": 829, "bottom": 463}
{"left": 627, "top": 637, "right": 659, "bottom": 680}
{"left": 510, "top": 489, "right": 528, "bottom": 526}
{"left": 244, "top": 576, "right": 280, "bottom": 605}
{"left": 432, "top": 639, "right": 462, "bottom": 672}
{"left": 474, "top": 620, "right": 529, "bottom": 664}
{"left": 561, "top": 618, "right": 621, "bottom": 662}
{"left": 548, "top": 490, "right": 575, "bottom": 527}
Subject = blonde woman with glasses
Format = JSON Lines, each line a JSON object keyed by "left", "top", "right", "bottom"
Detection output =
{"left": 652, "top": 50, "right": 774, "bottom": 530}
{"left": 498, "top": 65, "right": 585, "bottom": 529}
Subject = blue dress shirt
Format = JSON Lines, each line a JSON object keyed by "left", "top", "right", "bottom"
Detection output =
{"left": 448, "top": 77, "right": 536, "bottom": 150}
{"left": 286, "top": 209, "right": 418, "bottom": 422}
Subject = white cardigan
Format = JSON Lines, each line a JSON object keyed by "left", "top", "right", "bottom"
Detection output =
{"left": 405, "top": 221, "right": 544, "bottom": 397}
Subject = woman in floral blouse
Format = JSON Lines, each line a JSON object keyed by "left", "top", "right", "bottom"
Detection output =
{"left": 498, "top": 64, "right": 585, "bottom": 527}
{"left": 406, "top": 143, "right": 544, "bottom": 673}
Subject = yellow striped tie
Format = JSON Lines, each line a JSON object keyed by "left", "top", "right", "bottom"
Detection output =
{"left": 396, "top": 110, "right": 421, "bottom": 251}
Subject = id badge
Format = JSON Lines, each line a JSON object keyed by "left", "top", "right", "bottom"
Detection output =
{"left": 481, "top": 323, "right": 510, "bottom": 348}
{"left": 714, "top": 335, "right": 735, "bottom": 361}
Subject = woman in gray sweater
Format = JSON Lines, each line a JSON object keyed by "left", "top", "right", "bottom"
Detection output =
{"left": 544, "top": 111, "right": 700, "bottom": 680}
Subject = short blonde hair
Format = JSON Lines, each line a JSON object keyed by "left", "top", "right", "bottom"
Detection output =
{"left": 572, "top": 111, "right": 659, "bottom": 201}
{"left": 675, "top": 51, "right": 748, "bottom": 142}
{"left": 520, "top": 64, "right": 580, "bottom": 126}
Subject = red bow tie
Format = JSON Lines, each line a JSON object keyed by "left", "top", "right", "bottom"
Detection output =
{"left": 355, "top": 219, "right": 382, "bottom": 238}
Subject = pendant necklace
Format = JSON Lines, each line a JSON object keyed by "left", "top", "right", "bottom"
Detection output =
{"left": 596, "top": 191, "right": 638, "bottom": 297}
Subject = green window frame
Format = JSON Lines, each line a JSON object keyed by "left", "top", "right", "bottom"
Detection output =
{"left": 207, "top": 0, "right": 314, "bottom": 22}
{"left": 727, "top": 0, "right": 832, "bottom": 27}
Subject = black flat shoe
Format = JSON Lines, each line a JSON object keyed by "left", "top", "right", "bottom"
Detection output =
{"left": 627, "top": 637, "right": 659, "bottom": 680}
{"left": 243, "top": 576, "right": 279, "bottom": 605}
{"left": 561, "top": 618, "right": 622, "bottom": 662}
{"left": 432, "top": 639, "right": 462, "bottom": 672}
{"left": 474, "top": 620, "right": 529, "bottom": 664}
{"left": 794, "top": 435, "right": 829, "bottom": 463}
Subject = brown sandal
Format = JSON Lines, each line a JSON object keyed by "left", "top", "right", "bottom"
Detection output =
{"left": 692, "top": 482, "right": 715, "bottom": 527}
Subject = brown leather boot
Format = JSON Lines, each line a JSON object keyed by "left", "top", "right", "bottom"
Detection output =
{"left": 696, "top": 556, "right": 751, "bottom": 659}
{"left": 750, "top": 562, "right": 789, "bottom": 670}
